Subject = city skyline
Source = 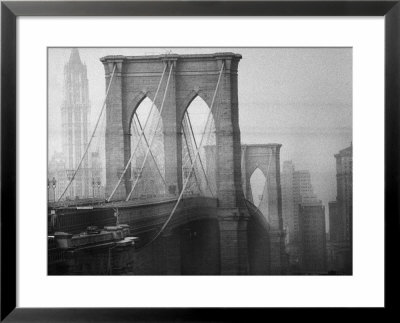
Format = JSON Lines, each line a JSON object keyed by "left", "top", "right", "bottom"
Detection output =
{"left": 48, "top": 47, "right": 352, "bottom": 232}
{"left": 48, "top": 49, "right": 352, "bottom": 276}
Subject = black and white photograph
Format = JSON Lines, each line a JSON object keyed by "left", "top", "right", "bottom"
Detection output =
{"left": 47, "top": 47, "right": 352, "bottom": 276}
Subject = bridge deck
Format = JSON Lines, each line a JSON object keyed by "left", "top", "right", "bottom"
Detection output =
{"left": 48, "top": 196, "right": 219, "bottom": 236}
{"left": 48, "top": 194, "right": 195, "bottom": 211}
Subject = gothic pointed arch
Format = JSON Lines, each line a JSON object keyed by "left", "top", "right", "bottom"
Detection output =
{"left": 123, "top": 90, "right": 148, "bottom": 134}
{"left": 249, "top": 167, "right": 267, "bottom": 207}
{"left": 181, "top": 94, "right": 216, "bottom": 197}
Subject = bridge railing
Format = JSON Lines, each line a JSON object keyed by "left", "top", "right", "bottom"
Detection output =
{"left": 49, "top": 197, "right": 106, "bottom": 208}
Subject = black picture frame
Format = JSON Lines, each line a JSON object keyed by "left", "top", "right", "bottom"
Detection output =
{"left": 1, "top": 1, "right": 399, "bottom": 321}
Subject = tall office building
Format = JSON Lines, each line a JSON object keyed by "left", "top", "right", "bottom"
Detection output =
{"left": 299, "top": 198, "right": 327, "bottom": 274}
{"left": 335, "top": 144, "right": 353, "bottom": 242}
{"left": 61, "top": 49, "right": 91, "bottom": 198}
{"left": 281, "top": 161, "right": 317, "bottom": 271}
{"left": 328, "top": 201, "right": 339, "bottom": 240}
{"left": 328, "top": 144, "right": 352, "bottom": 274}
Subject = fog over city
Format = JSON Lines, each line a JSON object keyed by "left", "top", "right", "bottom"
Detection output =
{"left": 48, "top": 47, "right": 352, "bottom": 232}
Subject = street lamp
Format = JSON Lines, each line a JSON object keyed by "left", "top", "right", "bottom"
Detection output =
{"left": 51, "top": 177, "right": 57, "bottom": 202}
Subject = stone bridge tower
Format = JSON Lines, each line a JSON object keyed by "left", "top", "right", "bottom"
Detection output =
{"left": 241, "top": 144, "right": 287, "bottom": 274}
{"left": 101, "top": 53, "right": 249, "bottom": 274}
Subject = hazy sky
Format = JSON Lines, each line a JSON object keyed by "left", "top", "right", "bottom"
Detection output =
{"left": 48, "top": 47, "right": 352, "bottom": 227}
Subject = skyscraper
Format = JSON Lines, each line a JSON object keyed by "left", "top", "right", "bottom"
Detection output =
{"left": 281, "top": 161, "right": 322, "bottom": 272}
{"left": 328, "top": 201, "right": 339, "bottom": 241}
{"left": 61, "top": 49, "right": 90, "bottom": 198}
{"left": 335, "top": 144, "right": 353, "bottom": 242}
{"left": 299, "top": 198, "right": 327, "bottom": 274}
{"left": 328, "top": 144, "right": 352, "bottom": 274}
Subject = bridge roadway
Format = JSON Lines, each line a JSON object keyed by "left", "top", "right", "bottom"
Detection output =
{"left": 48, "top": 195, "right": 276, "bottom": 274}
{"left": 115, "top": 196, "right": 218, "bottom": 239}
{"left": 48, "top": 195, "right": 219, "bottom": 241}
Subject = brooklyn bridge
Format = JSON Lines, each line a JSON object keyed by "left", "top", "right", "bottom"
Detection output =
{"left": 48, "top": 52, "right": 288, "bottom": 275}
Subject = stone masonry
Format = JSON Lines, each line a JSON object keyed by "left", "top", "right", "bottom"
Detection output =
{"left": 241, "top": 144, "right": 286, "bottom": 274}
{"left": 101, "top": 53, "right": 250, "bottom": 274}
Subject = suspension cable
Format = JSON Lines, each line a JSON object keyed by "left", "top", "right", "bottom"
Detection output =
{"left": 257, "top": 152, "right": 273, "bottom": 208}
{"left": 185, "top": 111, "right": 215, "bottom": 197}
{"left": 181, "top": 117, "right": 198, "bottom": 174}
{"left": 58, "top": 64, "right": 116, "bottom": 202}
{"left": 134, "top": 113, "right": 167, "bottom": 188}
{"left": 93, "top": 104, "right": 107, "bottom": 155}
{"left": 182, "top": 124, "right": 203, "bottom": 195}
{"left": 107, "top": 64, "right": 167, "bottom": 202}
{"left": 125, "top": 63, "right": 173, "bottom": 201}
{"left": 140, "top": 62, "right": 225, "bottom": 248}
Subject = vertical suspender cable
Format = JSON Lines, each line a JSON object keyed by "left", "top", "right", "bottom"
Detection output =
{"left": 142, "top": 62, "right": 225, "bottom": 248}
{"left": 185, "top": 112, "right": 215, "bottom": 197}
{"left": 182, "top": 123, "right": 203, "bottom": 195}
{"left": 134, "top": 113, "right": 167, "bottom": 188}
{"left": 257, "top": 152, "right": 273, "bottom": 210}
{"left": 125, "top": 63, "right": 173, "bottom": 201}
{"left": 107, "top": 64, "right": 167, "bottom": 202}
{"left": 130, "top": 117, "right": 166, "bottom": 194}
{"left": 57, "top": 64, "right": 117, "bottom": 202}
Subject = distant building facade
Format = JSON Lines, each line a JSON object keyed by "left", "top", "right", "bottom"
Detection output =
{"left": 328, "top": 201, "right": 339, "bottom": 240}
{"left": 327, "top": 144, "right": 352, "bottom": 274}
{"left": 299, "top": 199, "right": 327, "bottom": 273}
{"left": 335, "top": 144, "right": 353, "bottom": 242}
{"left": 48, "top": 49, "right": 104, "bottom": 202}
{"left": 61, "top": 49, "right": 91, "bottom": 198}
{"left": 281, "top": 161, "right": 320, "bottom": 272}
